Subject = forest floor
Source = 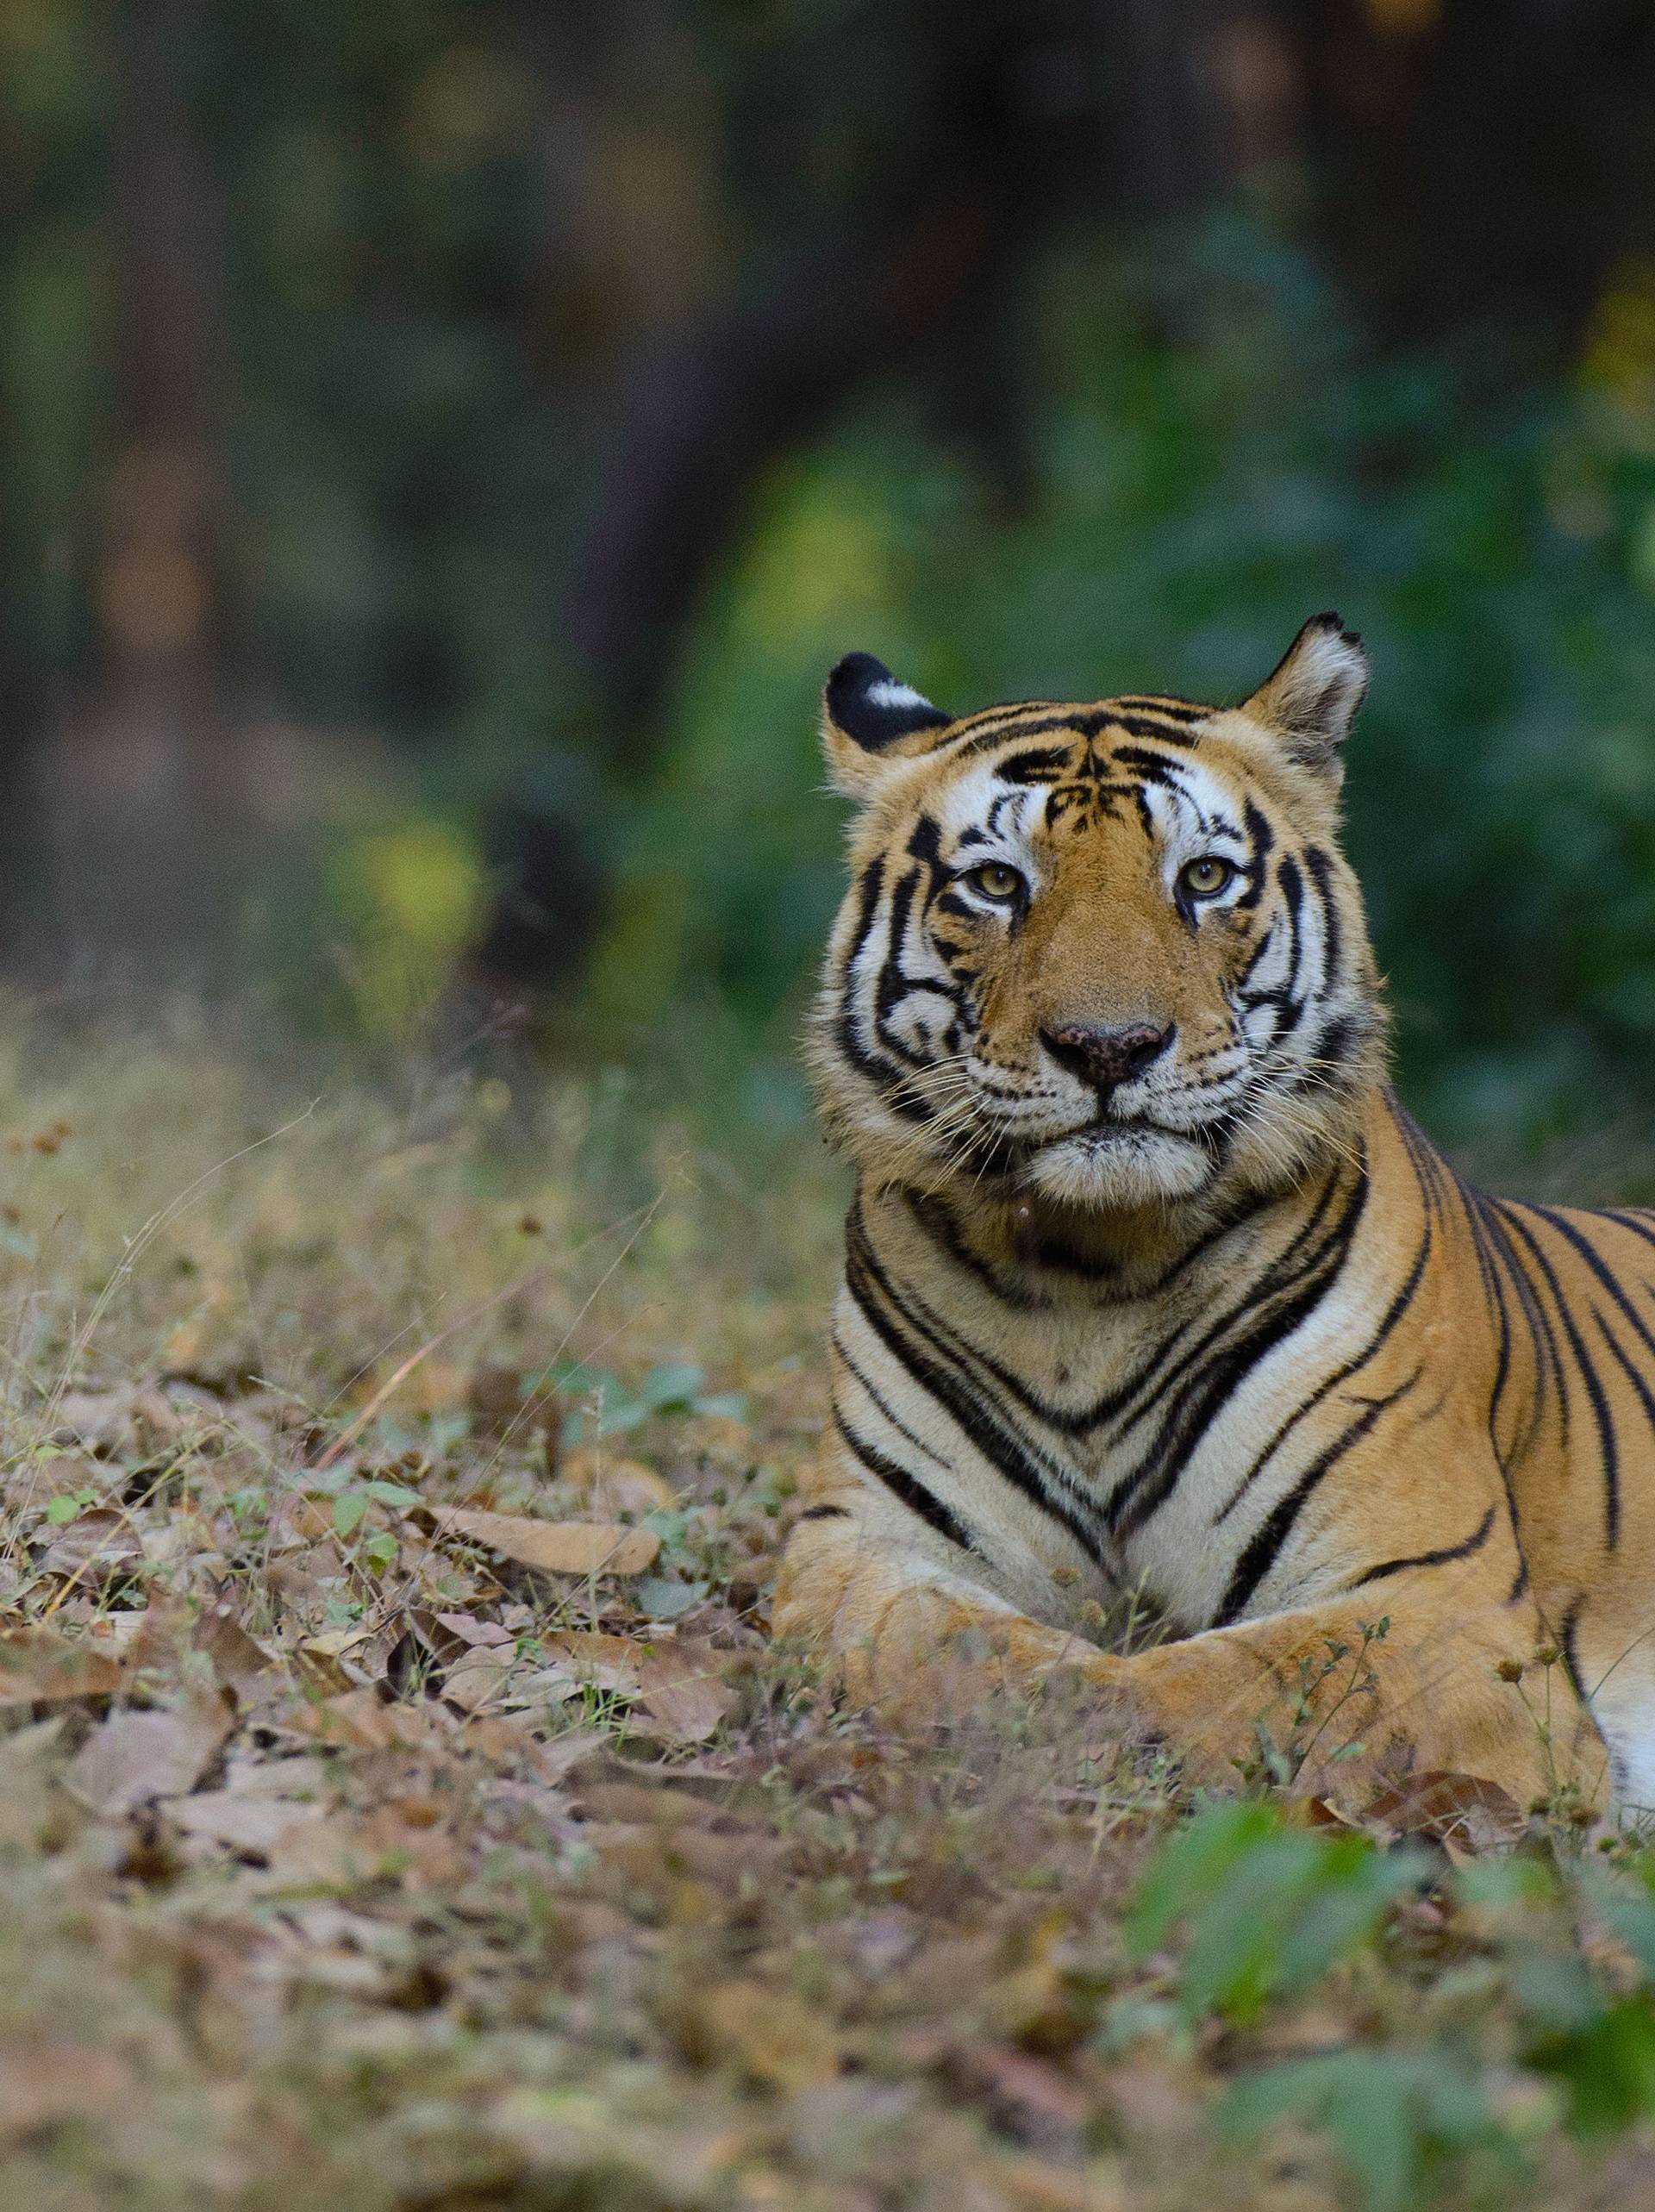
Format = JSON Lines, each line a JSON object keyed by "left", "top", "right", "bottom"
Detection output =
{"left": 1, "top": 1003, "right": 1653, "bottom": 2212}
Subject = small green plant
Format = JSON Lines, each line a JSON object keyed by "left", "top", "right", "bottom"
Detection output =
{"left": 1233, "top": 1616, "right": 1390, "bottom": 1788}
{"left": 42, "top": 1486, "right": 101, "bottom": 1526}
{"left": 328, "top": 1477, "right": 422, "bottom": 1540}
{"left": 1125, "top": 1798, "right": 1426, "bottom": 2026}
{"left": 1221, "top": 2045, "right": 1514, "bottom": 2212}
{"left": 550, "top": 1359, "right": 746, "bottom": 1440}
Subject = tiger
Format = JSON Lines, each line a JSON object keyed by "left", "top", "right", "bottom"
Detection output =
{"left": 772, "top": 614, "right": 1655, "bottom": 1816}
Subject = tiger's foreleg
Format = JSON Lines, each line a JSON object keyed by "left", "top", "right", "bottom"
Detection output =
{"left": 1071, "top": 1580, "right": 1610, "bottom": 1808}
{"left": 772, "top": 1489, "right": 1116, "bottom": 1723}
{"left": 776, "top": 1490, "right": 1608, "bottom": 1809}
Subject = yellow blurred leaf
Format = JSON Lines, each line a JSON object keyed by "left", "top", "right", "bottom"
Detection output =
{"left": 696, "top": 1980, "right": 840, "bottom": 2091}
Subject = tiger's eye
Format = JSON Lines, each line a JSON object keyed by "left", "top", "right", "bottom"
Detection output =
{"left": 968, "top": 862, "right": 1025, "bottom": 903}
{"left": 1181, "top": 855, "right": 1235, "bottom": 900}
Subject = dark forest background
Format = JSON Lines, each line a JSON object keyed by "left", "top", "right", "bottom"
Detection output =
{"left": 4, "top": 0, "right": 1655, "bottom": 1158}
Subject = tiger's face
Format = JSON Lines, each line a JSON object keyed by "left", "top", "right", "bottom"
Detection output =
{"left": 809, "top": 615, "right": 1389, "bottom": 1214}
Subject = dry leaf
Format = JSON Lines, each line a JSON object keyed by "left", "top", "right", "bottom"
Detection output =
{"left": 359, "top": 1798, "right": 466, "bottom": 1885}
{"left": 20, "top": 1453, "right": 118, "bottom": 1507}
{"left": 261, "top": 1811, "right": 377, "bottom": 1890}
{"left": 994, "top": 2155, "right": 1124, "bottom": 2212}
{"left": 433, "top": 1505, "right": 659, "bottom": 1577}
{"left": 560, "top": 1447, "right": 678, "bottom": 1518}
{"left": 295, "top": 1624, "right": 377, "bottom": 1691}
{"left": 1364, "top": 1769, "right": 1526, "bottom": 1852}
{"left": 65, "top": 1700, "right": 232, "bottom": 1816}
{"left": 192, "top": 1603, "right": 275, "bottom": 1700}
{"left": 296, "top": 1687, "right": 442, "bottom": 1753}
{"left": 535, "top": 1629, "right": 731, "bottom": 1743}
{"left": 440, "top": 1646, "right": 518, "bottom": 1715}
{"left": 434, "top": 1609, "right": 514, "bottom": 1648}
{"left": 633, "top": 1642, "right": 733, "bottom": 1743}
{"left": 0, "top": 1626, "right": 124, "bottom": 1706}
{"left": 169, "top": 1790, "right": 327, "bottom": 1857}
{"left": 467, "top": 1362, "right": 561, "bottom": 1448}
{"left": 222, "top": 1752, "right": 329, "bottom": 1798}
{"left": 524, "top": 1728, "right": 610, "bottom": 1785}
{"left": 50, "top": 1384, "right": 178, "bottom": 1454}
{"left": 40, "top": 1506, "right": 145, "bottom": 1581}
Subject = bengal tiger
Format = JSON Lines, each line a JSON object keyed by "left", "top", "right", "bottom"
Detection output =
{"left": 773, "top": 615, "right": 1655, "bottom": 1815}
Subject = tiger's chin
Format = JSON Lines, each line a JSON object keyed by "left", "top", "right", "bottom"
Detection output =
{"left": 1022, "top": 1124, "right": 1212, "bottom": 1210}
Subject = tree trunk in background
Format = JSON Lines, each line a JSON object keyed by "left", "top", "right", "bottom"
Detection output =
{"left": 42, "top": 0, "right": 237, "bottom": 972}
{"left": 1288, "top": 0, "right": 1655, "bottom": 350}
{"left": 468, "top": 0, "right": 1227, "bottom": 1010}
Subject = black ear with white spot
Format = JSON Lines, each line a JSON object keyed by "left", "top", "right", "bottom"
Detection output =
{"left": 1240, "top": 613, "right": 1369, "bottom": 777}
{"left": 827, "top": 653, "right": 951, "bottom": 749}
{"left": 821, "top": 653, "right": 955, "bottom": 797}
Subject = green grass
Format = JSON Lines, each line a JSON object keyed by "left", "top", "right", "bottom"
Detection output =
{"left": 3, "top": 1002, "right": 1655, "bottom": 2210}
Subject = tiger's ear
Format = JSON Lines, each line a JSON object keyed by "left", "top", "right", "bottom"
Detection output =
{"left": 1240, "top": 613, "right": 1369, "bottom": 778}
{"left": 822, "top": 653, "right": 953, "bottom": 797}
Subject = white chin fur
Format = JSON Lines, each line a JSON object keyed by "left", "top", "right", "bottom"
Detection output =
{"left": 1025, "top": 1128, "right": 1210, "bottom": 1209}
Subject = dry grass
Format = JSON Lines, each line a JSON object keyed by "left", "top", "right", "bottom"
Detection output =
{"left": 0, "top": 1000, "right": 1652, "bottom": 2212}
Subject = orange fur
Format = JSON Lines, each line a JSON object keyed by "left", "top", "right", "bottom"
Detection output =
{"left": 778, "top": 622, "right": 1647, "bottom": 1815}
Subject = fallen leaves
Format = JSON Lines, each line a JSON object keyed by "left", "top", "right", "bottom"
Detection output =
{"left": 560, "top": 1446, "right": 678, "bottom": 1519}
{"left": 169, "top": 1790, "right": 329, "bottom": 1858}
{"left": 0, "top": 1624, "right": 126, "bottom": 1705}
{"left": 39, "top": 1504, "right": 146, "bottom": 1583}
{"left": 1364, "top": 1769, "right": 1527, "bottom": 1853}
{"left": 64, "top": 1696, "right": 234, "bottom": 1816}
{"left": 533, "top": 1629, "right": 734, "bottom": 1741}
{"left": 431, "top": 1503, "right": 660, "bottom": 1577}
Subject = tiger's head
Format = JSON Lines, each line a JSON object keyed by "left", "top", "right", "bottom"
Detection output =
{"left": 808, "top": 615, "right": 1389, "bottom": 1216}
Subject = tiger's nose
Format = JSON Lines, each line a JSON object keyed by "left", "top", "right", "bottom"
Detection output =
{"left": 1043, "top": 1021, "right": 1174, "bottom": 1095}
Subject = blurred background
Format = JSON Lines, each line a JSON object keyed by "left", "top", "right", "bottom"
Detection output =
{"left": 3, "top": 0, "right": 1655, "bottom": 1163}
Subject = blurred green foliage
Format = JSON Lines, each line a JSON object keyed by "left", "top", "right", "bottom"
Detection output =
{"left": 4, "top": 3, "right": 1655, "bottom": 1164}
{"left": 637, "top": 228, "right": 1655, "bottom": 1155}
{"left": 1134, "top": 1800, "right": 1655, "bottom": 2210}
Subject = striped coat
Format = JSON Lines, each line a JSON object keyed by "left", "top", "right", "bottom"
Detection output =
{"left": 777, "top": 621, "right": 1652, "bottom": 1813}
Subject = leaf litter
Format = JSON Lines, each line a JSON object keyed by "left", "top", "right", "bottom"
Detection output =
{"left": 0, "top": 1033, "right": 1649, "bottom": 2212}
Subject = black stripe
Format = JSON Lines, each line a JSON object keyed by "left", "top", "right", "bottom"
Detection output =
{"left": 955, "top": 708, "right": 1115, "bottom": 753}
{"left": 1496, "top": 1204, "right": 1621, "bottom": 1548}
{"left": 995, "top": 745, "right": 1072, "bottom": 784}
{"left": 1445, "top": 1159, "right": 1534, "bottom": 1597}
{"left": 797, "top": 1503, "right": 849, "bottom": 1523}
{"left": 1107, "top": 712, "right": 1202, "bottom": 747}
{"left": 1589, "top": 1305, "right": 1655, "bottom": 1482}
{"left": 953, "top": 707, "right": 1202, "bottom": 757}
{"left": 844, "top": 1203, "right": 1112, "bottom": 1564}
{"left": 1560, "top": 1594, "right": 1587, "bottom": 1703}
{"left": 1109, "top": 1164, "right": 1372, "bottom": 1540}
{"left": 1113, "top": 697, "right": 1208, "bottom": 724}
{"left": 833, "top": 1330, "right": 954, "bottom": 1470}
{"left": 1599, "top": 1209, "right": 1655, "bottom": 1256}
{"left": 1102, "top": 1159, "right": 1360, "bottom": 1451}
{"left": 1471, "top": 1192, "right": 1566, "bottom": 1452}
{"left": 832, "top": 1409, "right": 975, "bottom": 1553}
{"left": 1215, "top": 1368, "right": 1421, "bottom": 1626}
{"left": 1213, "top": 1196, "right": 1431, "bottom": 1526}
{"left": 1236, "top": 802, "right": 1275, "bottom": 913}
{"left": 1303, "top": 846, "right": 1342, "bottom": 986}
{"left": 1348, "top": 1503, "right": 1497, "bottom": 1590}
{"left": 832, "top": 859, "right": 932, "bottom": 1123}
{"left": 1110, "top": 744, "right": 1185, "bottom": 785}
{"left": 1529, "top": 1203, "right": 1655, "bottom": 1366}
